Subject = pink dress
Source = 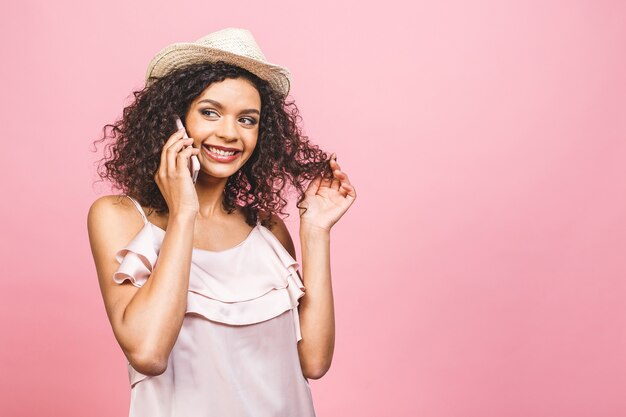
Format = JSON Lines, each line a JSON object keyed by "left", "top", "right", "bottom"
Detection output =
{"left": 112, "top": 195, "right": 316, "bottom": 417}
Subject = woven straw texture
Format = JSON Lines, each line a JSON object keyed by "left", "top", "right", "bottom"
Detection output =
{"left": 145, "top": 28, "right": 291, "bottom": 97}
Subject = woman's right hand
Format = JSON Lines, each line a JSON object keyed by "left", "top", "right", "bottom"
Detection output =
{"left": 154, "top": 127, "right": 202, "bottom": 216}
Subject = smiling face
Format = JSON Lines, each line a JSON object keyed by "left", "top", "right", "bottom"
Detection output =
{"left": 184, "top": 77, "right": 261, "bottom": 180}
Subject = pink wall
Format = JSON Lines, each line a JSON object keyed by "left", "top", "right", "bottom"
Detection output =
{"left": 1, "top": 1, "right": 625, "bottom": 416}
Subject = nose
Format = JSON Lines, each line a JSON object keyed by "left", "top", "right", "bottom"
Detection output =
{"left": 216, "top": 116, "right": 239, "bottom": 142}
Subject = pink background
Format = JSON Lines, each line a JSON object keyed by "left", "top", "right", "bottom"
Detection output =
{"left": 1, "top": 1, "right": 625, "bottom": 416}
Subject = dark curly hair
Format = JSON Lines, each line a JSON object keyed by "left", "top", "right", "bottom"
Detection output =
{"left": 91, "top": 61, "right": 333, "bottom": 228}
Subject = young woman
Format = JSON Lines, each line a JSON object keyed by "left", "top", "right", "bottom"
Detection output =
{"left": 87, "top": 28, "right": 356, "bottom": 416}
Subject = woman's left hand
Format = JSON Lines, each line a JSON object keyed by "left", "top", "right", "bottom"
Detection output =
{"left": 299, "top": 153, "right": 357, "bottom": 232}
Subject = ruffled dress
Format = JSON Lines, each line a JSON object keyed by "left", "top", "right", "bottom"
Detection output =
{"left": 112, "top": 195, "right": 316, "bottom": 417}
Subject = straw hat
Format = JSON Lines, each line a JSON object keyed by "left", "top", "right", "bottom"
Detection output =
{"left": 145, "top": 28, "right": 292, "bottom": 97}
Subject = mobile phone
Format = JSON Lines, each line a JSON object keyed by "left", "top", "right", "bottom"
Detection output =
{"left": 175, "top": 116, "right": 200, "bottom": 183}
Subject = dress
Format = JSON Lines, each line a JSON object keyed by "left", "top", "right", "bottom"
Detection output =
{"left": 112, "top": 195, "right": 316, "bottom": 417}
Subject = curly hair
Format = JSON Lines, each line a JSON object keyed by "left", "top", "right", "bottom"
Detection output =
{"left": 92, "top": 61, "right": 333, "bottom": 228}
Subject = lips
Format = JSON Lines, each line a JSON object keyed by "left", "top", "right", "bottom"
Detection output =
{"left": 202, "top": 144, "right": 241, "bottom": 163}
{"left": 203, "top": 144, "right": 241, "bottom": 153}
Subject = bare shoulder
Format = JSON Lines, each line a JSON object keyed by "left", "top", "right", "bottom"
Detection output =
{"left": 258, "top": 210, "right": 297, "bottom": 261}
{"left": 87, "top": 195, "right": 147, "bottom": 265}
{"left": 87, "top": 195, "right": 145, "bottom": 234}
{"left": 88, "top": 194, "right": 133, "bottom": 217}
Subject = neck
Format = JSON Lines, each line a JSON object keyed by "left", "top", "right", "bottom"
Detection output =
{"left": 193, "top": 174, "right": 229, "bottom": 219}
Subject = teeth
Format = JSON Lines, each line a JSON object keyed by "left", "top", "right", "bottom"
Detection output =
{"left": 207, "top": 146, "right": 237, "bottom": 156}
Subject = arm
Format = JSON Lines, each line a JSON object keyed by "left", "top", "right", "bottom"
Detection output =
{"left": 268, "top": 154, "right": 355, "bottom": 379}
{"left": 267, "top": 215, "right": 335, "bottom": 380}
{"left": 297, "top": 225, "right": 335, "bottom": 380}
{"left": 293, "top": 152, "right": 356, "bottom": 379}
{"left": 88, "top": 195, "right": 196, "bottom": 376}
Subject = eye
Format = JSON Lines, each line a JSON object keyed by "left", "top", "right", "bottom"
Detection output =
{"left": 201, "top": 109, "right": 219, "bottom": 117}
{"left": 240, "top": 117, "right": 258, "bottom": 126}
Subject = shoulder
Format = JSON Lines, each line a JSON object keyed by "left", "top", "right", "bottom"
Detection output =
{"left": 88, "top": 195, "right": 141, "bottom": 225}
{"left": 87, "top": 195, "right": 145, "bottom": 243}
{"left": 258, "top": 210, "right": 297, "bottom": 260}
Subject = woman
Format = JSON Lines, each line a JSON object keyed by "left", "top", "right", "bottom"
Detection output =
{"left": 87, "top": 28, "right": 356, "bottom": 416}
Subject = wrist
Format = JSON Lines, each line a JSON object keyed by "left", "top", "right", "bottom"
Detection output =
{"left": 169, "top": 210, "right": 197, "bottom": 225}
{"left": 300, "top": 222, "right": 331, "bottom": 237}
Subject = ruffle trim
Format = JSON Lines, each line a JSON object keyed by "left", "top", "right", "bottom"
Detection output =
{"left": 112, "top": 223, "right": 159, "bottom": 288}
{"left": 112, "top": 222, "right": 306, "bottom": 340}
{"left": 186, "top": 263, "right": 305, "bottom": 330}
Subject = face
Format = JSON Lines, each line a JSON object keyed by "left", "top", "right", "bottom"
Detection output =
{"left": 184, "top": 77, "right": 261, "bottom": 180}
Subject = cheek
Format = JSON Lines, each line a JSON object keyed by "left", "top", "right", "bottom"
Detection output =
{"left": 245, "top": 133, "right": 259, "bottom": 151}
{"left": 191, "top": 126, "right": 215, "bottom": 146}
{"left": 191, "top": 124, "right": 213, "bottom": 137}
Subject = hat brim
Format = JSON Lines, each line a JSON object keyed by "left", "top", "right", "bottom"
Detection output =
{"left": 145, "top": 43, "right": 291, "bottom": 97}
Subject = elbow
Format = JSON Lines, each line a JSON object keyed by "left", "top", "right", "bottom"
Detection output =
{"left": 302, "top": 360, "right": 332, "bottom": 380}
{"left": 299, "top": 339, "right": 335, "bottom": 380}
{"left": 129, "top": 350, "right": 168, "bottom": 377}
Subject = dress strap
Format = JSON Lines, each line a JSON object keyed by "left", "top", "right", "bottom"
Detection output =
{"left": 124, "top": 195, "right": 148, "bottom": 225}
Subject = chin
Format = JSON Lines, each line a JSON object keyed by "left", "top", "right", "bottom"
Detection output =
{"left": 200, "top": 164, "right": 242, "bottom": 178}
{"left": 200, "top": 170, "right": 235, "bottom": 179}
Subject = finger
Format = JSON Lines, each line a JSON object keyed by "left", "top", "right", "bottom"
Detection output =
{"left": 167, "top": 138, "right": 194, "bottom": 176}
{"left": 337, "top": 177, "right": 352, "bottom": 196}
{"left": 329, "top": 153, "right": 341, "bottom": 170}
{"left": 333, "top": 168, "right": 348, "bottom": 181}
{"left": 319, "top": 176, "right": 333, "bottom": 189}
{"left": 167, "top": 136, "right": 193, "bottom": 152}
{"left": 159, "top": 129, "right": 188, "bottom": 176}
{"left": 167, "top": 138, "right": 193, "bottom": 176}
{"left": 341, "top": 182, "right": 356, "bottom": 201}
{"left": 176, "top": 145, "right": 200, "bottom": 172}
{"left": 332, "top": 168, "right": 351, "bottom": 186}
{"left": 329, "top": 157, "right": 349, "bottom": 182}
{"left": 305, "top": 175, "right": 322, "bottom": 196}
{"left": 333, "top": 166, "right": 350, "bottom": 190}
{"left": 167, "top": 127, "right": 188, "bottom": 145}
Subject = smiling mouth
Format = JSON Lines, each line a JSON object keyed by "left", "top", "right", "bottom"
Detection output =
{"left": 202, "top": 145, "right": 242, "bottom": 156}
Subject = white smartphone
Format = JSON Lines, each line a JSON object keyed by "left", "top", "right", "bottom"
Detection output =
{"left": 175, "top": 116, "right": 200, "bottom": 183}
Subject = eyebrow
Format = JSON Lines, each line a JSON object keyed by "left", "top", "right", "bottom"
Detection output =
{"left": 197, "top": 99, "right": 260, "bottom": 115}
